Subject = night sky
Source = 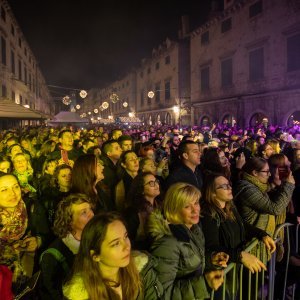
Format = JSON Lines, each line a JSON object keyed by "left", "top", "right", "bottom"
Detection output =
{"left": 8, "top": 0, "right": 214, "bottom": 93}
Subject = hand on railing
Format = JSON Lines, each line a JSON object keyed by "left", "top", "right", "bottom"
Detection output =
{"left": 240, "top": 251, "right": 267, "bottom": 273}
{"left": 211, "top": 252, "right": 229, "bottom": 268}
{"left": 204, "top": 269, "right": 224, "bottom": 291}
{"left": 262, "top": 235, "right": 276, "bottom": 254}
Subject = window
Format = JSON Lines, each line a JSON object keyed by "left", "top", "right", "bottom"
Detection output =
{"left": 165, "top": 81, "right": 171, "bottom": 100}
{"left": 24, "top": 48, "right": 27, "bottom": 57}
{"left": 147, "top": 67, "right": 151, "bottom": 74}
{"left": 11, "top": 24, "right": 15, "bottom": 36}
{"left": 249, "top": 0, "right": 263, "bottom": 18}
{"left": 12, "top": 91, "right": 15, "bottom": 101}
{"left": 249, "top": 48, "right": 264, "bottom": 81}
{"left": 1, "top": 6, "right": 6, "bottom": 22}
{"left": 201, "top": 66, "right": 210, "bottom": 91}
{"left": 165, "top": 55, "right": 170, "bottom": 65}
{"left": 1, "top": 84, "right": 7, "bottom": 97}
{"left": 221, "top": 18, "right": 232, "bottom": 33}
{"left": 1, "top": 36, "right": 6, "bottom": 65}
{"left": 18, "top": 59, "right": 22, "bottom": 80}
{"left": 19, "top": 95, "right": 23, "bottom": 105}
{"left": 155, "top": 83, "right": 160, "bottom": 103}
{"left": 201, "top": 31, "right": 209, "bottom": 45}
{"left": 29, "top": 74, "right": 32, "bottom": 90}
{"left": 287, "top": 33, "right": 300, "bottom": 72}
{"left": 140, "top": 89, "right": 144, "bottom": 106}
{"left": 18, "top": 38, "right": 22, "bottom": 48}
{"left": 11, "top": 50, "right": 15, "bottom": 74}
{"left": 24, "top": 65, "right": 27, "bottom": 85}
{"left": 221, "top": 58, "right": 233, "bottom": 87}
{"left": 155, "top": 62, "right": 160, "bottom": 70}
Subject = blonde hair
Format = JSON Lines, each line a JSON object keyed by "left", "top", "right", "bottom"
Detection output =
{"left": 163, "top": 182, "right": 201, "bottom": 224}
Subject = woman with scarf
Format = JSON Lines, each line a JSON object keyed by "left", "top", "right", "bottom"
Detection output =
{"left": 0, "top": 173, "right": 49, "bottom": 296}
{"left": 234, "top": 157, "right": 295, "bottom": 238}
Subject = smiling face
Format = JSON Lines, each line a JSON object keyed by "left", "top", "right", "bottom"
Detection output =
{"left": 98, "top": 220, "right": 131, "bottom": 271}
{"left": 180, "top": 197, "right": 200, "bottom": 229}
{"left": 0, "top": 175, "right": 22, "bottom": 210}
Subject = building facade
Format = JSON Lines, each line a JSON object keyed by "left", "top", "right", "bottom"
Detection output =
{"left": 191, "top": 0, "right": 300, "bottom": 128}
{"left": 81, "top": 0, "right": 300, "bottom": 128}
{"left": 0, "top": 0, "right": 53, "bottom": 125}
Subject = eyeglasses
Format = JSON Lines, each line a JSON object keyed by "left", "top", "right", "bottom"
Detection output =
{"left": 258, "top": 170, "right": 270, "bottom": 174}
{"left": 216, "top": 183, "right": 232, "bottom": 190}
{"left": 144, "top": 179, "right": 160, "bottom": 187}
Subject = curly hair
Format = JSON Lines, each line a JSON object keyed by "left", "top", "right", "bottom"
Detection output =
{"left": 53, "top": 193, "right": 93, "bottom": 238}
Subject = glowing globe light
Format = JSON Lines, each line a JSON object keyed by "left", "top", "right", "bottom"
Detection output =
{"left": 94, "top": 108, "right": 99, "bottom": 113}
{"left": 79, "top": 90, "right": 88, "bottom": 98}
{"left": 147, "top": 91, "right": 155, "bottom": 99}
{"left": 102, "top": 102, "right": 109, "bottom": 109}
{"left": 62, "top": 96, "right": 71, "bottom": 105}
{"left": 110, "top": 93, "right": 119, "bottom": 103}
{"left": 123, "top": 101, "right": 128, "bottom": 107}
{"left": 76, "top": 104, "right": 81, "bottom": 109}
{"left": 82, "top": 113, "right": 87, "bottom": 117}
{"left": 88, "top": 111, "right": 91, "bottom": 115}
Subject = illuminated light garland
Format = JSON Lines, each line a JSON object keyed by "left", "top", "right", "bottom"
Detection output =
{"left": 80, "top": 90, "right": 88, "bottom": 98}
{"left": 110, "top": 93, "right": 119, "bottom": 103}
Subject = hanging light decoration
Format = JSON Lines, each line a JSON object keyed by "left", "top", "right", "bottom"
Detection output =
{"left": 76, "top": 104, "right": 81, "bottom": 109}
{"left": 82, "top": 113, "right": 87, "bottom": 117}
{"left": 94, "top": 108, "right": 99, "bottom": 113}
{"left": 147, "top": 91, "right": 155, "bottom": 99}
{"left": 122, "top": 101, "right": 128, "bottom": 107}
{"left": 62, "top": 96, "right": 71, "bottom": 105}
{"left": 79, "top": 90, "right": 88, "bottom": 99}
{"left": 102, "top": 102, "right": 109, "bottom": 109}
{"left": 70, "top": 107, "right": 76, "bottom": 112}
{"left": 88, "top": 111, "right": 92, "bottom": 115}
{"left": 110, "top": 93, "right": 119, "bottom": 103}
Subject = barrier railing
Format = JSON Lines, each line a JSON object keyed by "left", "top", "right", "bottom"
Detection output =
{"left": 210, "top": 222, "right": 299, "bottom": 300}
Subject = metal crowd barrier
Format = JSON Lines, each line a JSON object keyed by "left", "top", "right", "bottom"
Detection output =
{"left": 210, "top": 222, "right": 299, "bottom": 300}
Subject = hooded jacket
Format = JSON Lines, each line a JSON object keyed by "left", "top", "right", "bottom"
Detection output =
{"left": 147, "top": 210, "right": 210, "bottom": 300}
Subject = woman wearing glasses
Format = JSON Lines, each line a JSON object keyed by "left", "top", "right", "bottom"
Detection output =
{"left": 123, "top": 172, "right": 161, "bottom": 250}
{"left": 201, "top": 173, "right": 275, "bottom": 274}
{"left": 234, "top": 157, "right": 295, "bottom": 238}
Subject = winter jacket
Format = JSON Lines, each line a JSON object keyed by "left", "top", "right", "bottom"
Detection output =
{"left": 62, "top": 251, "right": 163, "bottom": 300}
{"left": 234, "top": 180, "right": 294, "bottom": 235}
{"left": 147, "top": 210, "right": 211, "bottom": 300}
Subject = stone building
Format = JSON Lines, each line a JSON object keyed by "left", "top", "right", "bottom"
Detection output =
{"left": 0, "top": 0, "right": 52, "bottom": 127}
{"left": 190, "top": 0, "right": 300, "bottom": 128}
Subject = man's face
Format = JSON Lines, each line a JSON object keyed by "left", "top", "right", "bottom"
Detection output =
{"left": 108, "top": 142, "right": 122, "bottom": 161}
{"left": 184, "top": 144, "right": 201, "bottom": 166}
{"left": 121, "top": 140, "right": 132, "bottom": 151}
{"left": 60, "top": 132, "right": 74, "bottom": 148}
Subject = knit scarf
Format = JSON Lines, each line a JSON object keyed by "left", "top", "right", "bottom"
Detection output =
{"left": 243, "top": 173, "right": 268, "bottom": 193}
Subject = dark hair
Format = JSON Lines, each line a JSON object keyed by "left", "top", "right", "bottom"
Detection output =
{"left": 51, "top": 164, "right": 72, "bottom": 188}
{"left": 71, "top": 154, "right": 98, "bottom": 199}
{"left": 242, "top": 157, "right": 268, "bottom": 174}
{"left": 118, "top": 135, "right": 133, "bottom": 144}
{"left": 178, "top": 141, "right": 197, "bottom": 159}
{"left": 201, "top": 148, "right": 226, "bottom": 176}
{"left": 101, "top": 140, "right": 118, "bottom": 155}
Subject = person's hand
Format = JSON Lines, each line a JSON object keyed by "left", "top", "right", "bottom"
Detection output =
{"left": 272, "top": 167, "right": 282, "bottom": 186}
{"left": 157, "top": 157, "right": 168, "bottom": 169}
{"left": 262, "top": 235, "right": 276, "bottom": 254}
{"left": 211, "top": 252, "right": 229, "bottom": 268}
{"left": 240, "top": 251, "right": 267, "bottom": 273}
{"left": 236, "top": 152, "right": 246, "bottom": 169}
{"left": 285, "top": 172, "right": 295, "bottom": 185}
{"left": 22, "top": 236, "right": 38, "bottom": 252}
{"left": 204, "top": 270, "right": 224, "bottom": 290}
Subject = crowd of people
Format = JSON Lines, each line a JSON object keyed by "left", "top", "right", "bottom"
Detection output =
{"left": 0, "top": 122, "right": 299, "bottom": 299}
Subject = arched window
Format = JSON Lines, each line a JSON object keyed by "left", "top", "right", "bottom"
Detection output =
{"left": 249, "top": 113, "right": 267, "bottom": 127}
{"left": 165, "top": 113, "right": 171, "bottom": 125}
{"left": 201, "top": 116, "right": 210, "bottom": 126}
{"left": 287, "top": 111, "right": 300, "bottom": 126}
{"left": 222, "top": 114, "right": 235, "bottom": 126}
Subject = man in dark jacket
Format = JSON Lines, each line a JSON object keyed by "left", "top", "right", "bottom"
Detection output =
{"left": 166, "top": 141, "right": 203, "bottom": 190}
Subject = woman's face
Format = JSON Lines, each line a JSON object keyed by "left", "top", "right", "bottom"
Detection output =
{"left": 21, "top": 140, "right": 30, "bottom": 150}
{"left": 180, "top": 197, "right": 200, "bottom": 229}
{"left": 143, "top": 174, "right": 160, "bottom": 198}
{"left": 13, "top": 155, "right": 28, "bottom": 173}
{"left": 142, "top": 159, "right": 157, "bottom": 175}
{"left": 218, "top": 150, "right": 228, "bottom": 167}
{"left": 123, "top": 153, "right": 139, "bottom": 173}
{"left": 57, "top": 168, "right": 72, "bottom": 188}
{"left": 0, "top": 161, "right": 11, "bottom": 173}
{"left": 254, "top": 163, "right": 270, "bottom": 184}
{"left": 71, "top": 202, "right": 94, "bottom": 235}
{"left": 98, "top": 220, "right": 131, "bottom": 270}
{"left": 0, "top": 175, "right": 21, "bottom": 210}
{"left": 10, "top": 145, "right": 23, "bottom": 157}
{"left": 214, "top": 176, "right": 233, "bottom": 204}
